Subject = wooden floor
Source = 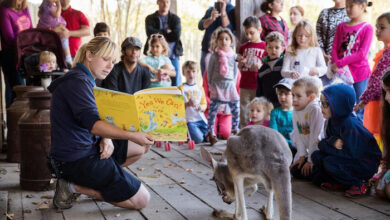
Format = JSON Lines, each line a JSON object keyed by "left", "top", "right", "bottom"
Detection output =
{"left": 0, "top": 141, "right": 389, "bottom": 220}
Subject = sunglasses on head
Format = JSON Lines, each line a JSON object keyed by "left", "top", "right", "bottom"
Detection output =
{"left": 151, "top": 34, "right": 164, "bottom": 39}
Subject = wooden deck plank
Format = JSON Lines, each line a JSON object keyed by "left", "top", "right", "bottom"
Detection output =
{"left": 0, "top": 165, "right": 20, "bottom": 191}
{"left": 7, "top": 191, "right": 23, "bottom": 220}
{"left": 339, "top": 191, "right": 390, "bottom": 216}
{"left": 94, "top": 200, "right": 145, "bottom": 220}
{"left": 0, "top": 191, "right": 8, "bottom": 220}
{"left": 21, "top": 191, "right": 64, "bottom": 220}
{"left": 61, "top": 195, "right": 105, "bottom": 220}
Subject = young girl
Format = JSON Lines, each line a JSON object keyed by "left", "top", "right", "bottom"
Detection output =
{"left": 37, "top": 0, "right": 72, "bottom": 65}
{"left": 259, "top": 0, "right": 289, "bottom": 44}
{"left": 140, "top": 34, "right": 176, "bottom": 88}
{"left": 39, "top": 50, "right": 57, "bottom": 89}
{"left": 247, "top": 97, "right": 273, "bottom": 127}
{"left": 207, "top": 27, "right": 239, "bottom": 145}
{"left": 281, "top": 19, "right": 327, "bottom": 79}
{"left": 354, "top": 13, "right": 390, "bottom": 146}
{"left": 331, "top": 0, "right": 373, "bottom": 120}
{"left": 289, "top": 6, "right": 304, "bottom": 43}
{"left": 376, "top": 70, "right": 390, "bottom": 200}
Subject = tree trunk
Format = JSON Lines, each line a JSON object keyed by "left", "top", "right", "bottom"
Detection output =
{"left": 124, "top": 0, "right": 132, "bottom": 36}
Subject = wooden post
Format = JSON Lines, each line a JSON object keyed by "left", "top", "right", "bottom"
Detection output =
{"left": 235, "top": 0, "right": 264, "bottom": 47}
{"left": 170, "top": 0, "right": 177, "bottom": 14}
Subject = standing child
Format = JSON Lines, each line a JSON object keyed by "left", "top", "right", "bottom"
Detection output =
{"left": 376, "top": 70, "right": 390, "bottom": 200}
{"left": 246, "top": 97, "right": 273, "bottom": 127}
{"left": 331, "top": 0, "right": 374, "bottom": 120}
{"left": 269, "top": 78, "right": 294, "bottom": 152}
{"left": 178, "top": 61, "right": 208, "bottom": 144}
{"left": 207, "top": 27, "right": 239, "bottom": 145}
{"left": 257, "top": 31, "right": 285, "bottom": 107}
{"left": 259, "top": 0, "right": 289, "bottom": 44}
{"left": 93, "top": 22, "right": 110, "bottom": 37}
{"left": 237, "top": 16, "right": 267, "bottom": 127}
{"left": 354, "top": 12, "right": 390, "bottom": 145}
{"left": 140, "top": 34, "right": 176, "bottom": 88}
{"left": 312, "top": 83, "right": 381, "bottom": 198}
{"left": 282, "top": 19, "right": 327, "bottom": 80}
{"left": 37, "top": 0, "right": 72, "bottom": 65}
{"left": 290, "top": 77, "right": 324, "bottom": 179}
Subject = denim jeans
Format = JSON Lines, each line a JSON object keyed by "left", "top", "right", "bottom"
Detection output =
{"left": 200, "top": 51, "right": 208, "bottom": 76}
{"left": 353, "top": 79, "right": 368, "bottom": 121}
{"left": 187, "top": 120, "right": 208, "bottom": 144}
{"left": 169, "top": 57, "right": 181, "bottom": 86}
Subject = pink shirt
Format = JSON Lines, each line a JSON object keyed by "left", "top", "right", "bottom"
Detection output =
{"left": 247, "top": 120, "right": 269, "bottom": 127}
{"left": 360, "top": 48, "right": 390, "bottom": 104}
{"left": 331, "top": 22, "right": 373, "bottom": 83}
{"left": 238, "top": 41, "right": 267, "bottom": 90}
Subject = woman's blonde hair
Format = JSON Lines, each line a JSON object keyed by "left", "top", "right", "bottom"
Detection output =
{"left": 147, "top": 35, "right": 169, "bottom": 57}
{"left": 248, "top": 97, "right": 274, "bottom": 118}
{"left": 72, "top": 37, "right": 117, "bottom": 68}
{"left": 290, "top": 19, "right": 319, "bottom": 56}
{"left": 39, "top": 51, "right": 57, "bottom": 66}
{"left": 209, "top": 27, "right": 235, "bottom": 52}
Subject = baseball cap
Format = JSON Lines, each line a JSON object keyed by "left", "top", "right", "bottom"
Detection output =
{"left": 273, "top": 78, "right": 294, "bottom": 90}
{"left": 121, "top": 37, "right": 142, "bottom": 49}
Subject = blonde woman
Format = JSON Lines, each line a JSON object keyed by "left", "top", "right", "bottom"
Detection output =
{"left": 48, "top": 37, "right": 154, "bottom": 210}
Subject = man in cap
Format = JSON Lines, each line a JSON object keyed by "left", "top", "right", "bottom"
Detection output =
{"left": 102, "top": 37, "right": 151, "bottom": 94}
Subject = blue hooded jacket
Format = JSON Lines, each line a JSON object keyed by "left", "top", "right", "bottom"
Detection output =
{"left": 319, "top": 84, "right": 381, "bottom": 163}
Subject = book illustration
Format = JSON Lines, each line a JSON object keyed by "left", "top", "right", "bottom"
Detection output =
{"left": 94, "top": 87, "right": 187, "bottom": 141}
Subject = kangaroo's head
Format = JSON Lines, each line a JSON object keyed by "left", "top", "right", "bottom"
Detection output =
{"left": 200, "top": 147, "right": 235, "bottom": 204}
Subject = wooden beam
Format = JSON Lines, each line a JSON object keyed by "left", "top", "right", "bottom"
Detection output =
{"left": 170, "top": 0, "right": 177, "bottom": 14}
{"left": 235, "top": 0, "right": 264, "bottom": 47}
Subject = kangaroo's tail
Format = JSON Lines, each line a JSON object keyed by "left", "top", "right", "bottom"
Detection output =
{"left": 271, "top": 165, "right": 292, "bottom": 220}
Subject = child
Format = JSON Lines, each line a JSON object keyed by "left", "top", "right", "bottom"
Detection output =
{"left": 281, "top": 19, "right": 327, "bottom": 79}
{"left": 246, "top": 97, "right": 273, "bottom": 127}
{"left": 259, "top": 0, "right": 289, "bottom": 44}
{"left": 331, "top": 0, "right": 374, "bottom": 120}
{"left": 376, "top": 70, "right": 390, "bottom": 200}
{"left": 178, "top": 61, "right": 208, "bottom": 144}
{"left": 39, "top": 50, "right": 57, "bottom": 89}
{"left": 93, "top": 22, "right": 110, "bottom": 37}
{"left": 289, "top": 5, "right": 304, "bottom": 43}
{"left": 140, "top": 34, "right": 176, "bottom": 88}
{"left": 311, "top": 83, "right": 381, "bottom": 198}
{"left": 354, "top": 12, "right": 390, "bottom": 144}
{"left": 269, "top": 78, "right": 294, "bottom": 152}
{"left": 257, "top": 31, "right": 285, "bottom": 107}
{"left": 290, "top": 77, "right": 324, "bottom": 179}
{"left": 237, "top": 16, "right": 267, "bottom": 127}
{"left": 207, "top": 27, "right": 239, "bottom": 146}
{"left": 37, "top": 0, "right": 72, "bottom": 65}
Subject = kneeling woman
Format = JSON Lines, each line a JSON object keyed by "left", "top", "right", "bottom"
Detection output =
{"left": 48, "top": 37, "right": 154, "bottom": 210}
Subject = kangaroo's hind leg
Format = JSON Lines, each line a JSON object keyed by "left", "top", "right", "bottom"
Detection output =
{"left": 260, "top": 175, "right": 274, "bottom": 220}
{"left": 271, "top": 166, "right": 292, "bottom": 220}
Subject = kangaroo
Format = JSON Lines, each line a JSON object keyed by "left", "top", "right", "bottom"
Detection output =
{"left": 200, "top": 125, "right": 292, "bottom": 220}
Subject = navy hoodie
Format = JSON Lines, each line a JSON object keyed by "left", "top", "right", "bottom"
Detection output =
{"left": 48, "top": 63, "right": 101, "bottom": 162}
{"left": 319, "top": 84, "right": 381, "bottom": 163}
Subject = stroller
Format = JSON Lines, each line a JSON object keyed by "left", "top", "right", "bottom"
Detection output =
{"left": 16, "top": 28, "right": 67, "bottom": 86}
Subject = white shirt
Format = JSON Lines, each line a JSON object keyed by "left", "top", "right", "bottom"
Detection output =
{"left": 293, "top": 99, "right": 324, "bottom": 162}
{"left": 282, "top": 47, "right": 327, "bottom": 79}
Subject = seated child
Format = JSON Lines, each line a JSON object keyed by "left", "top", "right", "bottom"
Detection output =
{"left": 269, "top": 78, "right": 295, "bottom": 153}
{"left": 37, "top": 0, "right": 72, "bottom": 65}
{"left": 290, "top": 76, "right": 324, "bottom": 179}
{"left": 257, "top": 31, "right": 285, "bottom": 107}
{"left": 39, "top": 50, "right": 57, "bottom": 89}
{"left": 246, "top": 97, "right": 273, "bottom": 127}
{"left": 178, "top": 61, "right": 207, "bottom": 144}
{"left": 93, "top": 22, "right": 110, "bottom": 37}
{"left": 312, "top": 83, "right": 381, "bottom": 198}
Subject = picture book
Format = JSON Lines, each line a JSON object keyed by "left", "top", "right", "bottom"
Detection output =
{"left": 93, "top": 87, "right": 187, "bottom": 141}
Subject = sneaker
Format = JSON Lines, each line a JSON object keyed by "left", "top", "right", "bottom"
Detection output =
{"left": 53, "top": 179, "right": 73, "bottom": 209}
{"left": 344, "top": 182, "right": 369, "bottom": 198}
{"left": 320, "top": 182, "right": 347, "bottom": 191}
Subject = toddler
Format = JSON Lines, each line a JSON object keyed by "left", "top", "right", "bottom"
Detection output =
{"left": 39, "top": 50, "right": 57, "bottom": 89}
{"left": 246, "top": 97, "right": 273, "bottom": 127}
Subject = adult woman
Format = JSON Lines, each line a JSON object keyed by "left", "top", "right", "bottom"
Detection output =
{"left": 48, "top": 37, "right": 154, "bottom": 210}
{"left": 0, "top": 0, "right": 33, "bottom": 107}
{"left": 289, "top": 6, "right": 304, "bottom": 43}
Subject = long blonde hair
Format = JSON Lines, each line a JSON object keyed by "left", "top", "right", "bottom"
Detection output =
{"left": 72, "top": 37, "right": 117, "bottom": 68}
{"left": 290, "top": 19, "right": 318, "bottom": 56}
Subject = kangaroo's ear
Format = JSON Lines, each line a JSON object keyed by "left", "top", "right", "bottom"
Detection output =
{"left": 200, "top": 147, "right": 218, "bottom": 169}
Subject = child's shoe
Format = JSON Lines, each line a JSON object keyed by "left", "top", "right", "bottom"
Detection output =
{"left": 344, "top": 182, "right": 369, "bottom": 198}
{"left": 231, "top": 130, "right": 238, "bottom": 135}
{"left": 207, "top": 133, "right": 218, "bottom": 146}
{"left": 320, "top": 182, "right": 347, "bottom": 191}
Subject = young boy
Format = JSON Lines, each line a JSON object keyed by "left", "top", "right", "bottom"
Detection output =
{"left": 256, "top": 31, "right": 285, "bottom": 108}
{"left": 311, "top": 83, "right": 381, "bottom": 198}
{"left": 238, "top": 16, "right": 267, "bottom": 128}
{"left": 290, "top": 77, "right": 324, "bottom": 179}
{"left": 93, "top": 22, "right": 110, "bottom": 37}
{"left": 178, "top": 61, "right": 208, "bottom": 144}
{"left": 269, "top": 78, "right": 294, "bottom": 153}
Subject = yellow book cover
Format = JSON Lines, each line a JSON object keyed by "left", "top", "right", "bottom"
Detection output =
{"left": 93, "top": 87, "right": 187, "bottom": 141}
